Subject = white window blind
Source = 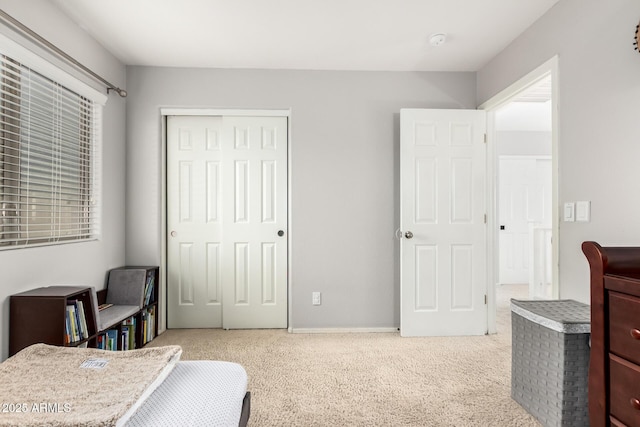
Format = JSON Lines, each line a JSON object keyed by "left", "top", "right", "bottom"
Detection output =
{"left": 0, "top": 54, "right": 101, "bottom": 248}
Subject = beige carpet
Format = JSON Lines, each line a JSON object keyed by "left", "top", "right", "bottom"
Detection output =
{"left": 148, "top": 284, "right": 541, "bottom": 426}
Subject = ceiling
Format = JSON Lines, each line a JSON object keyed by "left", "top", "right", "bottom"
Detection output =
{"left": 52, "top": 0, "right": 559, "bottom": 72}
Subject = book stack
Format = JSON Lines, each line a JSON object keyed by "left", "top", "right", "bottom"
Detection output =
{"left": 142, "top": 307, "right": 155, "bottom": 345}
{"left": 96, "top": 329, "right": 118, "bottom": 350}
{"left": 121, "top": 327, "right": 130, "bottom": 351}
{"left": 143, "top": 272, "right": 155, "bottom": 306}
{"left": 121, "top": 316, "right": 136, "bottom": 350}
{"left": 65, "top": 300, "right": 89, "bottom": 344}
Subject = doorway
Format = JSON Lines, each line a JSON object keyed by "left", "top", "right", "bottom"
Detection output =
{"left": 480, "top": 56, "right": 559, "bottom": 333}
{"left": 495, "top": 79, "right": 553, "bottom": 299}
{"left": 164, "top": 112, "right": 289, "bottom": 329}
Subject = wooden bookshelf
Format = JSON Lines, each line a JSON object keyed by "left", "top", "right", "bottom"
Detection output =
{"left": 9, "top": 266, "right": 160, "bottom": 355}
{"left": 95, "top": 266, "right": 159, "bottom": 351}
{"left": 9, "top": 286, "right": 97, "bottom": 356}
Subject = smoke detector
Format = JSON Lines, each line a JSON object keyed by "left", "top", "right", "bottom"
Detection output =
{"left": 429, "top": 33, "right": 447, "bottom": 47}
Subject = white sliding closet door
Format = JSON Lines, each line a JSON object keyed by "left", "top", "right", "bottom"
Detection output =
{"left": 167, "top": 115, "right": 288, "bottom": 329}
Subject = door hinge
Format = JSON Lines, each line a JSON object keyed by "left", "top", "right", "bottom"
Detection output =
{"left": 484, "top": 295, "right": 487, "bottom": 305}
{"left": 484, "top": 214, "right": 487, "bottom": 224}
{"left": 483, "top": 133, "right": 487, "bottom": 144}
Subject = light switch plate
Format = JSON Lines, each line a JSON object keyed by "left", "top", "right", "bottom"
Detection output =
{"left": 564, "top": 202, "right": 575, "bottom": 222}
{"left": 576, "top": 201, "right": 591, "bottom": 222}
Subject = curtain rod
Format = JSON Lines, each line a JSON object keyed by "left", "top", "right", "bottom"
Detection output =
{"left": 0, "top": 9, "right": 127, "bottom": 97}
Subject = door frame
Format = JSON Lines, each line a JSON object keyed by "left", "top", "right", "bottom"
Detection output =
{"left": 479, "top": 56, "right": 559, "bottom": 334}
{"left": 159, "top": 108, "right": 292, "bottom": 334}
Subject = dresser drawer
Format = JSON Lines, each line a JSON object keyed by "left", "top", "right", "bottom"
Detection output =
{"left": 610, "top": 354, "right": 640, "bottom": 426}
{"left": 609, "top": 291, "right": 640, "bottom": 365}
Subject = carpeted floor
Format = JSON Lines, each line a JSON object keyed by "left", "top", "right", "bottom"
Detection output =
{"left": 148, "top": 284, "right": 541, "bottom": 426}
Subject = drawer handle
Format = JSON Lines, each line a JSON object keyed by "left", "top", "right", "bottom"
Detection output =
{"left": 632, "top": 398, "right": 640, "bottom": 411}
{"left": 631, "top": 329, "right": 640, "bottom": 340}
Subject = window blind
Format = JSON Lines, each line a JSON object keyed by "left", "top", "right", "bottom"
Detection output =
{"left": 0, "top": 54, "right": 101, "bottom": 248}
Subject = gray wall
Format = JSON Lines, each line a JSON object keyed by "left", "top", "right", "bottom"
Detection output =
{"left": 478, "top": 0, "right": 640, "bottom": 303}
{"left": 125, "top": 67, "right": 476, "bottom": 329}
{"left": 0, "top": 0, "right": 127, "bottom": 360}
{"left": 9, "top": 0, "right": 631, "bottom": 349}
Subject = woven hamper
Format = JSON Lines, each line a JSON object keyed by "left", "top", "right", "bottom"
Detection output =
{"left": 510, "top": 299, "right": 590, "bottom": 427}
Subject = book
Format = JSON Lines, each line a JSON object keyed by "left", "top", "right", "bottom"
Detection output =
{"left": 121, "top": 327, "right": 129, "bottom": 350}
{"left": 77, "top": 300, "right": 88, "bottom": 340}
{"left": 106, "top": 329, "right": 118, "bottom": 351}
{"left": 64, "top": 310, "right": 71, "bottom": 344}
{"left": 142, "top": 313, "right": 147, "bottom": 344}
{"left": 148, "top": 307, "right": 155, "bottom": 341}
{"left": 68, "top": 300, "right": 84, "bottom": 341}
{"left": 66, "top": 304, "right": 79, "bottom": 342}
{"left": 122, "top": 317, "right": 136, "bottom": 349}
{"left": 142, "top": 307, "right": 155, "bottom": 344}
{"left": 143, "top": 272, "right": 155, "bottom": 306}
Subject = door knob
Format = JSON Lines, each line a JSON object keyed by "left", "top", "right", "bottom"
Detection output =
{"left": 170, "top": 231, "right": 177, "bottom": 237}
{"left": 277, "top": 230, "right": 285, "bottom": 237}
{"left": 404, "top": 231, "right": 414, "bottom": 239}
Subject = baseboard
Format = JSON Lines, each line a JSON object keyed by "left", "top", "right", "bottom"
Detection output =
{"left": 288, "top": 327, "right": 398, "bottom": 334}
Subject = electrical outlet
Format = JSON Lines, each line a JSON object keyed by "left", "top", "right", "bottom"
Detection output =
{"left": 312, "top": 292, "right": 321, "bottom": 306}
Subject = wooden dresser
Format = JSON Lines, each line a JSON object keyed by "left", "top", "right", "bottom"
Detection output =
{"left": 583, "top": 241, "right": 640, "bottom": 427}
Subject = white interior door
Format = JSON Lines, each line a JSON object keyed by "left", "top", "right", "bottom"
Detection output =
{"left": 167, "top": 115, "right": 288, "bottom": 329}
{"left": 167, "top": 116, "right": 223, "bottom": 328}
{"left": 498, "top": 157, "right": 551, "bottom": 285}
{"left": 400, "top": 109, "right": 487, "bottom": 337}
{"left": 220, "top": 116, "right": 288, "bottom": 328}
{"left": 498, "top": 157, "right": 533, "bottom": 284}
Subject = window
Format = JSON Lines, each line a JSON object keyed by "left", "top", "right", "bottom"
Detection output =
{"left": 0, "top": 53, "right": 101, "bottom": 249}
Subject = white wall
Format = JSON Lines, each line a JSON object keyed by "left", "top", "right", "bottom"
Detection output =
{"left": 125, "top": 67, "right": 476, "bottom": 329}
{"left": 495, "top": 102, "right": 552, "bottom": 132}
{"left": 497, "top": 131, "right": 552, "bottom": 156}
{"left": 478, "top": 0, "right": 640, "bottom": 302}
{"left": 0, "top": 0, "right": 127, "bottom": 360}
